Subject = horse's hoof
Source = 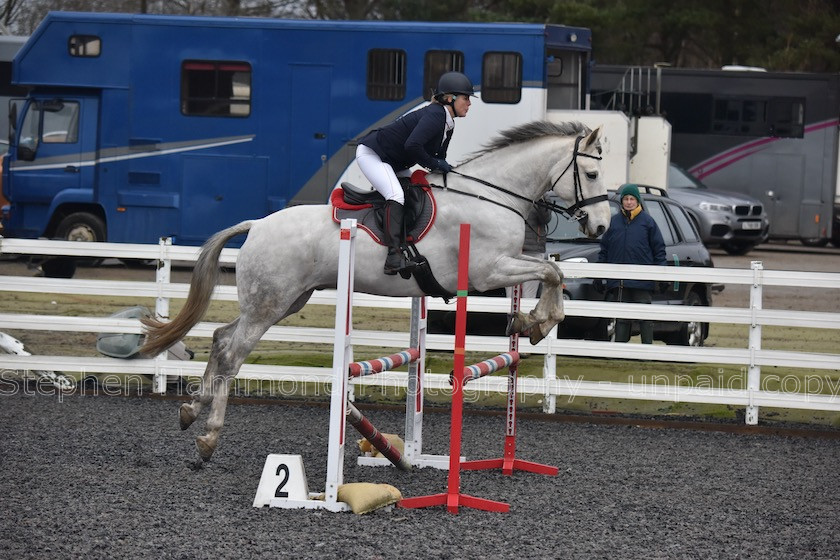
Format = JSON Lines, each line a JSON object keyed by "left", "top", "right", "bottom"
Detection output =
{"left": 505, "top": 314, "right": 516, "bottom": 336}
{"left": 195, "top": 435, "right": 216, "bottom": 462}
{"left": 506, "top": 311, "right": 528, "bottom": 336}
{"left": 179, "top": 403, "right": 197, "bottom": 430}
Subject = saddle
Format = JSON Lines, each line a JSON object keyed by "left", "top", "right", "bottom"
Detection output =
{"left": 330, "top": 170, "right": 453, "bottom": 301}
{"left": 331, "top": 171, "right": 435, "bottom": 245}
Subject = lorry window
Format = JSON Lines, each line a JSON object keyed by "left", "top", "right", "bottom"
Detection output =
{"left": 482, "top": 52, "right": 522, "bottom": 104}
{"left": 18, "top": 102, "right": 41, "bottom": 154}
{"left": 42, "top": 101, "right": 79, "bottom": 143}
{"left": 423, "top": 50, "right": 464, "bottom": 101}
{"left": 367, "top": 49, "right": 406, "bottom": 101}
{"left": 181, "top": 60, "right": 251, "bottom": 117}
{"left": 68, "top": 35, "right": 101, "bottom": 57}
{"left": 768, "top": 98, "right": 804, "bottom": 138}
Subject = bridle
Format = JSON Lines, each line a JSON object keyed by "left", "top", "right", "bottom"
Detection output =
{"left": 439, "top": 134, "right": 607, "bottom": 225}
{"left": 546, "top": 134, "right": 608, "bottom": 225}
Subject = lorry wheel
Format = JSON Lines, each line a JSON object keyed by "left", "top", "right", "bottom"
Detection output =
{"left": 55, "top": 212, "right": 106, "bottom": 242}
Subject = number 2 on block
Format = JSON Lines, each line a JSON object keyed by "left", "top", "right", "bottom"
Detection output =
{"left": 274, "top": 463, "right": 290, "bottom": 498}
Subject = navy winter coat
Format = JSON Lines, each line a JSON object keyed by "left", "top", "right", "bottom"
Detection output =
{"left": 359, "top": 103, "right": 451, "bottom": 172}
{"left": 597, "top": 208, "right": 667, "bottom": 292}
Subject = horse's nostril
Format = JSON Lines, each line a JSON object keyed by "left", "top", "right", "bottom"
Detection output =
{"left": 596, "top": 225, "right": 606, "bottom": 236}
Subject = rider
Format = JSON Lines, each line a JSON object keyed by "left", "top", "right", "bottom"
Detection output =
{"left": 355, "top": 71, "right": 475, "bottom": 275}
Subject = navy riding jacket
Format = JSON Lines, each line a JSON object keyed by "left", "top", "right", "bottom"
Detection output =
{"left": 597, "top": 208, "right": 667, "bottom": 292}
{"left": 359, "top": 103, "right": 452, "bottom": 171}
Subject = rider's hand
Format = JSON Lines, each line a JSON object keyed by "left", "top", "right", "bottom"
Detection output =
{"left": 433, "top": 159, "right": 452, "bottom": 173}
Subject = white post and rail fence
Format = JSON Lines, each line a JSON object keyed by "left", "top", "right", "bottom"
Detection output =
{"left": 1, "top": 236, "right": 838, "bottom": 425}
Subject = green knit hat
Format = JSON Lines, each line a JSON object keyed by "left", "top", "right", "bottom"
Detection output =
{"left": 619, "top": 183, "right": 642, "bottom": 206}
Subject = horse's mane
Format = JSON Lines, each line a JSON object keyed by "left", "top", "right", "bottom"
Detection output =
{"left": 461, "top": 120, "right": 592, "bottom": 164}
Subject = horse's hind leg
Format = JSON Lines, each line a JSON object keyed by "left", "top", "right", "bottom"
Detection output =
{"left": 191, "top": 289, "right": 315, "bottom": 461}
{"left": 177, "top": 318, "right": 243, "bottom": 432}
{"left": 190, "top": 318, "right": 269, "bottom": 461}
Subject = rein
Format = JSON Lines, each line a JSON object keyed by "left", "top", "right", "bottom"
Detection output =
{"left": 431, "top": 134, "right": 607, "bottom": 222}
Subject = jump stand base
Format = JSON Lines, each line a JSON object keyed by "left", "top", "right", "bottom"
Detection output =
{"left": 399, "top": 492, "right": 509, "bottom": 514}
{"left": 268, "top": 495, "right": 352, "bottom": 512}
{"left": 461, "top": 457, "right": 559, "bottom": 476}
{"left": 358, "top": 453, "right": 463, "bottom": 470}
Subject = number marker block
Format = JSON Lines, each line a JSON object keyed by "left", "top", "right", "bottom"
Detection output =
{"left": 253, "top": 454, "right": 309, "bottom": 507}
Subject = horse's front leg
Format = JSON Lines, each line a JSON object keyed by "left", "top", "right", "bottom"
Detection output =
{"left": 478, "top": 256, "right": 565, "bottom": 343}
{"left": 524, "top": 277, "right": 565, "bottom": 344}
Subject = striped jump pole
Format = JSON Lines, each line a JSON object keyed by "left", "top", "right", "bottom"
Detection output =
{"left": 399, "top": 223, "right": 510, "bottom": 514}
{"left": 346, "top": 401, "right": 412, "bottom": 471}
{"left": 349, "top": 348, "right": 421, "bottom": 377}
{"left": 462, "top": 351, "right": 520, "bottom": 384}
{"left": 461, "top": 283, "right": 559, "bottom": 476}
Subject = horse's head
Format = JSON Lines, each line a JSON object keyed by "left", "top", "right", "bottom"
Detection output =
{"left": 549, "top": 126, "right": 611, "bottom": 239}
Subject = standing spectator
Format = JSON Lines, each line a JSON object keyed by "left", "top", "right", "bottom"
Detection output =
{"left": 597, "top": 184, "right": 666, "bottom": 343}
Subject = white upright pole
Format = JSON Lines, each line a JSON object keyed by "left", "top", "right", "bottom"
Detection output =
{"left": 324, "top": 218, "right": 357, "bottom": 509}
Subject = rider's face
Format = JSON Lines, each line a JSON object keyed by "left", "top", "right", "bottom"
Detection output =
{"left": 452, "top": 94, "right": 471, "bottom": 117}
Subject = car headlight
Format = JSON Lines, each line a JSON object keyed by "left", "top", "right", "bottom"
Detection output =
{"left": 699, "top": 200, "right": 732, "bottom": 212}
{"left": 563, "top": 257, "right": 589, "bottom": 263}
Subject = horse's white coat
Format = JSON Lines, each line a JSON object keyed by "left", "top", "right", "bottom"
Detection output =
{"left": 142, "top": 121, "right": 609, "bottom": 461}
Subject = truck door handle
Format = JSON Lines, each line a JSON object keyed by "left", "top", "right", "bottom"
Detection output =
{"left": 64, "top": 165, "right": 79, "bottom": 173}
{"left": 314, "top": 132, "right": 326, "bottom": 139}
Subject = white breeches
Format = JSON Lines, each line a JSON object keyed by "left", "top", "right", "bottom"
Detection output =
{"left": 355, "top": 144, "right": 409, "bottom": 205}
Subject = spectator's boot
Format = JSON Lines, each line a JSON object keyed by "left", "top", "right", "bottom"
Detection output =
{"left": 614, "top": 320, "right": 631, "bottom": 343}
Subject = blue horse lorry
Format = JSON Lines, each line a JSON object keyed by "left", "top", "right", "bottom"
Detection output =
{"left": 1, "top": 12, "right": 593, "bottom": 246}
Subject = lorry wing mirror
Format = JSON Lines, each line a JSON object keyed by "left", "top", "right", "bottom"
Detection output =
{"left": 17, "top": 143, "right": 36, "bottom": 161}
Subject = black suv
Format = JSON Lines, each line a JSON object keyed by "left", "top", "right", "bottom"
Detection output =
{"left": 428, "top": 187, "right": 716, "bottom": 347}
{"left": 547, "top": 186, "right": 714, "bottom": 346}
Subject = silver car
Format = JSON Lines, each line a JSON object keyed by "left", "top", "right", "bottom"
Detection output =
{"left": 667, "top": 163, "right": 769, "bottom": 255}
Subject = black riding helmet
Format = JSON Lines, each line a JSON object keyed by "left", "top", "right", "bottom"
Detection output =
{"left": 434, "top": 71, "right": 476, "bottom": 105}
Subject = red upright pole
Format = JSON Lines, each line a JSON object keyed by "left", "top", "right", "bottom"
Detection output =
{"left": 398, "top": 223, "right": 509, "bottom": 514}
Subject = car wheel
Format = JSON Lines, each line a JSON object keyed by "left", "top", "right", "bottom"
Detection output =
{"left": 800, "top": 238, "right": 829, "bottom": 248}
{"left": 55, "top": 212, "right": 106, "bottom": 242}
{"left": 666, "top": 291, "right": 706, "bottom": 347}
{"left": 721, "top": 241, "right": 754, "bottom": 256}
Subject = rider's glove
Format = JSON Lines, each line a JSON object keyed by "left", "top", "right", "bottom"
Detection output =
{"left": 433, "top": 159, "right": 453, "bottom": 173}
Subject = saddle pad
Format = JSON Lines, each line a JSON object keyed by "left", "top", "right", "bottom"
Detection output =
{"left": 331, "top": 182, "right": 437, "bottom": 246}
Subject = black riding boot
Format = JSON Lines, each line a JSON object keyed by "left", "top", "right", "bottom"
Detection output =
{"left": 383, "top": 200, "right": 407, "bottom": 275}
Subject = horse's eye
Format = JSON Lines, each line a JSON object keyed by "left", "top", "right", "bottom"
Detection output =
{"left": 585, "top": 171, "right": 598, "bottom": 180}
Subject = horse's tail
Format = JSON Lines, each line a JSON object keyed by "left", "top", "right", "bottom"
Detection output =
{"left": 140, "top": 220, "right": 253, "bottom": 357}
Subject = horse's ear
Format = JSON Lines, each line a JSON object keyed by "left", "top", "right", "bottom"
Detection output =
{"left": 583, "top": 126, "right": 601, "bottom": 149}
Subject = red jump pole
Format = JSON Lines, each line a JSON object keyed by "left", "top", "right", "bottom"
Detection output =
{"left": 399, "top": 223, "right": 509, "bottom": 514}
{"left": 460, "top": 282, "right": 559, "bottom": 476}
